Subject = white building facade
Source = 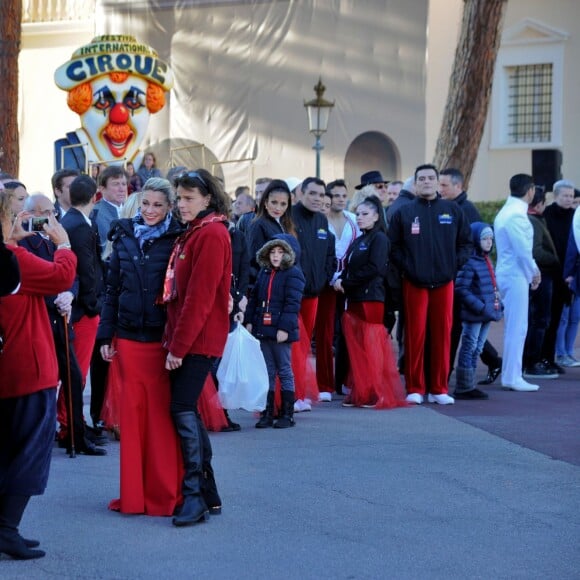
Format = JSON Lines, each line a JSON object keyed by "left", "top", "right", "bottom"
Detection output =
{"left": 18, "top": 0, "right": 580, "bottom": 199}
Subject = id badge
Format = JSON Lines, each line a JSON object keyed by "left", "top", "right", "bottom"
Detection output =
{"left": 263, "top": 312, "right": 272, "bottom": 325}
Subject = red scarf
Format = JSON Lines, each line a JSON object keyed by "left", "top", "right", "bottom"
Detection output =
{"left": 161, "top": 213, "right": 228, "bottom": 303}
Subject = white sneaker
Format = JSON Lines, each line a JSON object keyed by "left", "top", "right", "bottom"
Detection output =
{"left": 318, "top": 392, "right": 332, "bottom": 402}
{"left": 301, "top": 400, "right": 312, "bottom": 412}
{"left": 569, "top": 356, "right": 580, "bottom": 367}
{"left": 294, "top": 399, "right": 305, "bottom": 413}
{"left": 405, "top": 393, "right": 423, "bottom": 405}
{"left": 502, "top": 380, "right": 539, "bottom": 392}
{"left": 304, "top": 398, "right": 312, "bottom": 405}
{"left": 428, "top": 393, "right": 455, "bottom": 405}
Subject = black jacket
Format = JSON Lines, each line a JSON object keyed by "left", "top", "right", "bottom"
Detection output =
{"left": 247, "top": 215, "right": 285, "bottom": 282}
{"left": 388, "top": 196, "right": 472, "bottom": 288}
{"left": 386, "top": 189, "right": 415, "bottom": 226}
{"left": 292, "top": 202, "right": 335, "bottom": 297}
{"left": 454, "top": 191, "right": 482, "bottom": 224}
{"left": 543, "top": 203, "right": 575, "bottom": 266}
{"left": 96, "top": 217, "right": 183, "bottom": 344}
{"left": 61, "top": 207, "right": 104, "bottom": 321}
{"left": 340, "top": 228, "right": 389, "bottom": 303}
{"left": 529, "top": 213, "right": 560, "bottom": 274}
{"left": 229, "top": 224, "right": 250, "bottom": 312}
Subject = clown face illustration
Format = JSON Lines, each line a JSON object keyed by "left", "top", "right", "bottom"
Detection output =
{"left": 81, "top": 75, "right": 151, "bottom": 163}
{"left": 54, "top": 35, "right": 173, "bottom": 171}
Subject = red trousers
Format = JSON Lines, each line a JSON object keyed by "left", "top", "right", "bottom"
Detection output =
{"left": 292, "top": 297, "right": 319, "bottom": 401}
{"left": 72, "top": 315, "right": 99, "bottom": 382}
{"left": 57, "top": 314, "right": 99, "bottom": 430}
{"left": 403, "top": 280, "right": 453, "bottom": 395}
{"left": 315, "top": 286, "right": 337, "bottom": 393}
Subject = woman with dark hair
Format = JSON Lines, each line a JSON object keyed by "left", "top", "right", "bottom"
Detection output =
{"left": 97, "top": 177, "right": 184, "bottom": 516}
{"left": 333, "top": 195, "right": 406, "bottom": 409}
{"left": 247, "top": 179, "right": 296, "bottom": 282}
{"left": 162, "top": 168, "right": 232, "bottom": 527}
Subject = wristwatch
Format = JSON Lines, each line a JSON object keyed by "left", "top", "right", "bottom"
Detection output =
{"left": 57, "top": 242, "right": 72, "bottom": 250}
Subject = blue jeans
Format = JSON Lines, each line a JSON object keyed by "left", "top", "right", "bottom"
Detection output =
{"left": 260, "top": 339, "right": 295, "bottom": 392}
{"left": 556, "top": 296, "right": 580, "bottom": 357}
{"left": 457, "top": 321, "right": 491, "bottom": 370}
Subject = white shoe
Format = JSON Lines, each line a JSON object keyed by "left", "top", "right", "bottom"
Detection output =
{"left": 405, "top": 393, "right": 423, "bottom": 405}
{"left": 301, "top": 400, "right": 312, "bottom": 412}
{"left": 293, "top": 399, "right": 305, "bottom": 413}
{"left": 428, "top": 393, "right": 455, "bottom": 405}
{"left": 304, "top": 398, "right": 312, "bottom": 405}
{"left": 318, "top": 392, "right": 332, "bottom": 402}
{"left": 501, "top": 380, "right": 539, "bottom": 392}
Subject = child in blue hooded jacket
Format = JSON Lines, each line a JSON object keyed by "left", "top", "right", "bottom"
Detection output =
{"left": 246, "top": 236, "right": 305, "bottom": 428}
{"left": 454, "top": 222, "right": 503, "bottom": 399}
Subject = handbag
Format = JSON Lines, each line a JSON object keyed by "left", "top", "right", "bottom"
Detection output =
{"left": 216, "top": 323, "right": 269, "bottom": 411}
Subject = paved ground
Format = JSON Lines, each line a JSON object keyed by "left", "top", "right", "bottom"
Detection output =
{"left": 3, "top": 321, "right": 580, "bottom": 578}
{"left": 4, "top": 383, "right": 580, "bottom": 578}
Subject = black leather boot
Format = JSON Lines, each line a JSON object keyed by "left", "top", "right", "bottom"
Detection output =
{"left": 171, "top": 412, "right": 209, "bottom": 527}
{"left": 255, "top": 391, "right": 275, "bottom": 428}
{"left": 198, "top": 413, "right": 222, "bottom": 515}
{"left": 274, "top": 391, "right": 295, "bottom": 429}
{"left": 0, "top": 495, "right": 45, "bottom": 559}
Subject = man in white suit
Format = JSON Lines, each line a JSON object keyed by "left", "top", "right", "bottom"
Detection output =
{"left": 494, "top": 174, "right": 542, "bottom": 392}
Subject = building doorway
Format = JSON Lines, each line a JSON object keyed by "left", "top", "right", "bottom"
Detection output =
{"left": 344, "top": 131, "right": 400, "bottom": 193}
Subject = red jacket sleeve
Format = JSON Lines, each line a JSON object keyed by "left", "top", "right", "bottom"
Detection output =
{"left": 14, "top": 246, "right": 77, "bottom": 296}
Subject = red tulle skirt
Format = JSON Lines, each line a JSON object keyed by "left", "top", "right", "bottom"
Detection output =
{"left": 108, "top": 339, "right": 183, "bottom": 516}
{"left": 292, "top": 308, "right": 319, "bottom": 402}
{"left": 199, "top": 374, "right": 228, "bottom": 432}
{"left": 342, "top": 302, "right": 408, "bottom": 409}
{"left": 101, "top": 339, "right": 121, "bottom": 431}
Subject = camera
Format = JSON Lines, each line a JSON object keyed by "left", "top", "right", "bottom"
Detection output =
{"left": 27, "top": 217, "right": 49, "bottom": 232}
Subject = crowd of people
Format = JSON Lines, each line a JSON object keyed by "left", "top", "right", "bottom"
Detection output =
{"left": 1, "top": 155, "right": 579, "bottom": 559}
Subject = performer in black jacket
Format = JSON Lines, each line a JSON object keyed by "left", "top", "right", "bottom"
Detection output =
{"left": 291, "top": 177, "right": 335, "bottom": 410}
{"left": 389, "top": 164, "right": 472, "bottom": 406}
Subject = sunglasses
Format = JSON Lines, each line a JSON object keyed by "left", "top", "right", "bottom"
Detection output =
{"left": 177, "top": 171, "right": 208, "bottom": 189}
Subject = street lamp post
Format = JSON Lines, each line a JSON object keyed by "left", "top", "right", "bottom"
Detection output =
{"left": 304, "top": 78, "right": 334, "bottom": 178}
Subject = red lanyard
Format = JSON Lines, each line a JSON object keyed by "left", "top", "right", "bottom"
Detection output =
{"left": 265, "top": 270, "right": 276, "bottom": 311}
{"left": 484, "top": 255, "right": 501, "bottom": 309}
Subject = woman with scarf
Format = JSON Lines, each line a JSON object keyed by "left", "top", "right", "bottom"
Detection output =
{"left": 96, "top": 177, "right": 184, "bottom": 516}
{"left": 162, "top": 169, "right": 232, "bottom": 527}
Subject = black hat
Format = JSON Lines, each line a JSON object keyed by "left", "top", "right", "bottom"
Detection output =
{"left": 355, "top": 170, "right": 387, "bottom": 190}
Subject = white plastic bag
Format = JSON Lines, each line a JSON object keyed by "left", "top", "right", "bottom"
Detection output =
{"left": 216, "top": 323, "right": 269, "bottom": 411}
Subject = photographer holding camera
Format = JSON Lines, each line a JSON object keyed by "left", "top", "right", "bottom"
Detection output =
{"left": 0, "top": 207, "right": 77, "bottom": 560}
{"left": 19, "top": 194, "right": 106, "bottom": 457}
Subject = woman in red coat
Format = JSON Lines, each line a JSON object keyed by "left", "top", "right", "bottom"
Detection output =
{"left": 162, "top": 169, "right": 232, "bottom": 527}
{"left": 0, "top": 212, "right": 76, "bottom": 560}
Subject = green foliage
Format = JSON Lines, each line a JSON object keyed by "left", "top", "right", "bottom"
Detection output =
{"left": 473, "top": 201, "right": 504, "bottom": 227}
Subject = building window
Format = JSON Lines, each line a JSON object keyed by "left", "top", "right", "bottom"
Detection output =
{"left": 507, "top": 64, "right": 553, "bottom": 144}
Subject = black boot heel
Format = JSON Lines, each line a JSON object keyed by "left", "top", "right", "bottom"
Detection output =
{"left": 208, "top": 506, "right": 222, "bottom": 515}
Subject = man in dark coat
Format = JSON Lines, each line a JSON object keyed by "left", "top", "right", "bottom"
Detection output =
{"left": 389, "top": 164, "right": 472, "bottom": 406}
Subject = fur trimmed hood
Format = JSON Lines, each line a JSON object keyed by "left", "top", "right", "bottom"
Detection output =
{"left": 256, "top": 238, "right": 296, "bottom": 270}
